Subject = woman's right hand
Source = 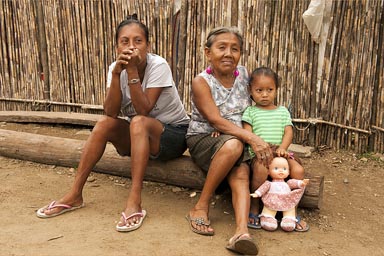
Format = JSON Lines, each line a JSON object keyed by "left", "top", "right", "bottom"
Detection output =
{"left": 113, "top": 48, "right": 140, "bottom": 75}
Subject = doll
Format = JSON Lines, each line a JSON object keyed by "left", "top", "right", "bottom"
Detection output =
{"left": 250, "top": 157, "right": 309, "bottom": 232}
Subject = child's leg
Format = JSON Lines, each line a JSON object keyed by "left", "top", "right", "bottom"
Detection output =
{"left": 248, "top": 159, "right": 268, "bottom": 229}
{"left": 287, "top": 158, "right": 309, "bottom": 231}
{"left": 287, "top": 158, "right": 304, "bottom": 179}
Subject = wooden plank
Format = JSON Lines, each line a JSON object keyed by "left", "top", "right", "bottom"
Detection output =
{"left": 0, "top": 111, "right": 100, "bottom": 126}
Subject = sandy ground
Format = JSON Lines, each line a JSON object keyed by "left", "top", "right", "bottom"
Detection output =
{"left": 1, "top": 122, "right": 384, "bottom": 256}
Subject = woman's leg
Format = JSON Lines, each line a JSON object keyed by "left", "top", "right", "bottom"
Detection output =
{"left": 41, "top": 116, "right": 131, "bottom": 216}
{"left": 227, "top": 162, "right": 251, "bottom": 236}
{"left": 118, "top": 115, "right": 164, "bottom": 227}
{"left": 226, "top": 163, "right": 259, "bottom": 255}
{"left": 188, "top": 139, "right": 244, "bottom": 234}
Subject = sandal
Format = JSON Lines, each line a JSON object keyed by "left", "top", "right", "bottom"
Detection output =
{"left": 295, "top": 215, "right": 310, "bottom": 232}
{"left": 247, "top": 212, "right": 261, "bottom": 229}
{"left": 226, "top": 233, "right": 258, "bottom": 255}
{"left": 185, "top": 214, "right": 214, "bottom": 236}
{"left": 116, "top": 210, "right": 147, "bottom": 232}
{"left": 36, "top": 201, "right": 85, "bottom": 218}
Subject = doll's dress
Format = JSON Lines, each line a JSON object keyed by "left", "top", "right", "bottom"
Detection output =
{"left": 256, "top": 179, "right": 305, "bottom": 211}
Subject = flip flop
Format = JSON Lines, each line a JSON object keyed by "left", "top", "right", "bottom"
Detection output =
{"left": 116, "top": 210, "right": 147, "bottom": 232}
{"left": 247, "top": 212, "right": 261, "bottom": 229}
{"left": 226, "top": 233, "right": 258, "bottom": 256}
{"left": 295, "top": 215, "right": 310, "bottom": 232}
{"left": 185, "top": 214, "right": 214, "bottom": 236}
{"left": 36, "top": 201, "right": 85, "bottom": 218}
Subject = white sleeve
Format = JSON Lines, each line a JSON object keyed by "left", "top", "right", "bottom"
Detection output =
{"left": 145, "top": 61, "right": 174, "bottom": 89}
{"left": 106, "top": 62, "right": 116, "bottom": 88}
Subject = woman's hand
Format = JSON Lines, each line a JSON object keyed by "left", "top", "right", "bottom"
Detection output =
{"left": 113, "top": 48, "right": 142, "bottom": 74}
{"left": 249, "top": 137, "right": 273, "bottom": 167}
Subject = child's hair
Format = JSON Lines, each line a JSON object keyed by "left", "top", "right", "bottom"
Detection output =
{"left": 249, "top": 66, "right": 279, "bottom": 89}
{"left": 115, "top": 14, "right": 149, "bottom": 45}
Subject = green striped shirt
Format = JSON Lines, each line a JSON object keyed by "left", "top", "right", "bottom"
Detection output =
{"left": 242, "top": 106, "right": 292, "bottom": 156}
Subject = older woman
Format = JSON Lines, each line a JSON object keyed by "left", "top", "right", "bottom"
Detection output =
{"left": 185, "top": 27, "right": 273, "bottom": 255}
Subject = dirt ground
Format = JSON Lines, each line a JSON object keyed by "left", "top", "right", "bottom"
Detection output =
{"left": 1, "top": 122, "right": 384, "bottom": 256}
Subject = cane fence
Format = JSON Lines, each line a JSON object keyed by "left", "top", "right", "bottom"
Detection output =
{"left": 0, "top": 0, "right": 383, "bottom": 153}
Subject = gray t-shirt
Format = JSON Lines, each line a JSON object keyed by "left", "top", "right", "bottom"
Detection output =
{"left": 107, "top": 53, "right": 190, "bottom": 126}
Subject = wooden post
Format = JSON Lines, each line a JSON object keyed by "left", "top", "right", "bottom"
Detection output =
{"left": 176, "top": 0, "right": 188, "bottom": 101}
{"left": 231, "top": 0, "right": 238, "bottom": 27}
{"left": 368, "top": 3, "right": 384, "bottom": 151}
{"left": 34, "top": 1, "right": 50, "bottom": 102}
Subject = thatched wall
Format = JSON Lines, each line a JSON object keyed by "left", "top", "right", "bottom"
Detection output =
{"left": 0, "top": 0, "right": 383, "bottom": 153}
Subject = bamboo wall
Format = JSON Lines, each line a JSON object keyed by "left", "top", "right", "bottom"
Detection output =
{"left": 0, "top": 0, "right": 383, "bottom": 153}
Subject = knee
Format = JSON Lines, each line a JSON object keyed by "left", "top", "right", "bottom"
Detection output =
{"left": 290, "top": 164, "right": 305, "bottom": 179}
{"left": 92, "top": 115, "right": 122, "bottom": 137}
{"left": 221, "top": 139, "right": 244, "bottom": 157}
{"left": 252, "top": 162, "right": 268, "bottom": 179}
{"left": 228, "top": 164, "right": 250, "bottom": 185}
{"left": 93, "top": 115, "right": 115, "bottom": 133}
{"left": 129, "top": 115, "right": 148, "bottom": 134}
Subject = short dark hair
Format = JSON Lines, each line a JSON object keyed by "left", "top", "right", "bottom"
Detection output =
{"left": 205, "top": 26, "right": 243, "bottom": 52}
{"left": 249, "top": 66, "right": 280, "bottom": 88}
{"left": 115, "top": 14, "right": 149, "bottom": 45}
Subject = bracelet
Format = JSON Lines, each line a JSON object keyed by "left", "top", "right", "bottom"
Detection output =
{"left": 128, "top": 78, "right": 140, "bottom": 85}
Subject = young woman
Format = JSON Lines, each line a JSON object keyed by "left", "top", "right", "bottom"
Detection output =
{"left": 37, "top": 15, "right": 190, "bottom": 233}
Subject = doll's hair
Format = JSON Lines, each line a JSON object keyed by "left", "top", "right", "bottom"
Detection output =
{"left": 205, "top": 26, "right": 244, "bottom": 52}
{"left": 115, "top": 14, "right": 149, "bottom": 45}
{"left": 249, "top": 66, "right": 279, "bottom": 89}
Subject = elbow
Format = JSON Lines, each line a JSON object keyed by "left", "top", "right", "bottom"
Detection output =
{"left": 104, "top": 112, "right": 118, "bottom": 119}
{"left": 206, "top": 115, "right": 222, "bottom": 127}
{"left": 103, "top": 105, "right": 119, "bottom": 119}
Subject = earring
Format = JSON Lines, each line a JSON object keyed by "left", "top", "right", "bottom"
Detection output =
{"left": 206, "top": 66, "right": 239, "bottom": 77}
{"left": 206, "top": 66, "right": 213, "bottom": 75}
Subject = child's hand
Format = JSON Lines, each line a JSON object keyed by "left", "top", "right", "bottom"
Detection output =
{"left": 250, "top": 193, "right": 259, "bottom": 198}
{"left": 302, "top": 179, "right": 310, "bottom": 186}
{"left": 211, "top": 130, "right": 220, "bottom": 137}
{"left": 276, "top": 147, "right": 288, "bottom": 158}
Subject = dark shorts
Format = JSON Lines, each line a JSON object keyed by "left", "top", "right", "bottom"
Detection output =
{"left": 186, "top": 133, "right": 250, "bottom": 172}
{"left": 152, "top": 124, "right": 188, "bottom": 161}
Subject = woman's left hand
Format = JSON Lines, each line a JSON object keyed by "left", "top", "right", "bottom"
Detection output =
{"left": 124, "top": 48, "right": 142, "bottom": 68}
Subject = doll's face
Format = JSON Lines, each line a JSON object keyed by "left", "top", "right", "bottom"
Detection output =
{"left": 269, "top": 157, "right": 290, "bottom": 179}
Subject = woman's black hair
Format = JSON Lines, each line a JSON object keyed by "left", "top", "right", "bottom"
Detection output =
{"left": 115, "top": 14, "right": 149, "bottom": 44}
{"left": 249, "top": 66, "right": 279, "bottom": 88}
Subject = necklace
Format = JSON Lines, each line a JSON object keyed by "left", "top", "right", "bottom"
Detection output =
{"left": 213, "top": 74, "right": 236, "bottom": 88}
